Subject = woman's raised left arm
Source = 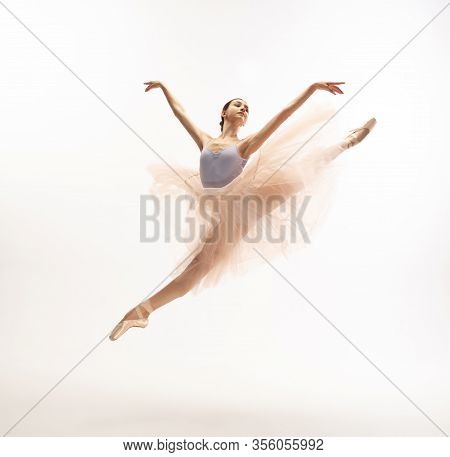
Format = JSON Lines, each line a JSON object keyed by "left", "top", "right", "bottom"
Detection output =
{"left": 241, "top": 82, "right": 345, "bottom": 159}
{"left": 287, "top": 81, "right": 345, "bottom": 114}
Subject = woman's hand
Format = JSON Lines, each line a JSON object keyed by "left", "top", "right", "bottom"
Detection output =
{"left": 311, "top": 81, "right": 345, "bottom": 95}
{"left": 144, "top": 80, "right": 163, "bottom": 92}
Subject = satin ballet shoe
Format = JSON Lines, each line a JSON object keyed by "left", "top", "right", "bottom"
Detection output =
{"left": 344, "top": 117, "right": 377, "bottom": 149}
{"left": 109, "top": 301, "right": 155, "bottom": 341}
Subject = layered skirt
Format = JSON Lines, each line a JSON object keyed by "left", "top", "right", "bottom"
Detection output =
{"left": 146, "top": 102, "right": 346, "bottom": 294}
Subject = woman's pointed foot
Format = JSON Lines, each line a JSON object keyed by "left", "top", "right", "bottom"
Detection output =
{"left": 109, "top": 300, "right": 155, "bottom": 341}
{"left": 344, "top": 117, "right": 377, "bottom": 149}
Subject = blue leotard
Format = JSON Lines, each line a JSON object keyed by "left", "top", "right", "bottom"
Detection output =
{"left": 200, "top": 141, "right": 248, "bottom": 188}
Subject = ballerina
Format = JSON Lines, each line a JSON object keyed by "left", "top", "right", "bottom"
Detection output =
{"left": 109, "top": 80, "right": 376, "bottom": 341}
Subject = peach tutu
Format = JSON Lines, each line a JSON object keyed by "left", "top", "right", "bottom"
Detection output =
{"left": 146, "top": 102, "right": 346, "bottom": 294}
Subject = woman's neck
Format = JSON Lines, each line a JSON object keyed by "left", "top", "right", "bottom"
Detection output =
{"left": 220, "top": 124, "right": 239, "bottom": 140}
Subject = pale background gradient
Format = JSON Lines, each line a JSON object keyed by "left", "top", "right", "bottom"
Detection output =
{"left": 0, "top": 0, "right": 449, "bottom": 436}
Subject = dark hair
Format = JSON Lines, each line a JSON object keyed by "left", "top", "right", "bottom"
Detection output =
{"left": 219, "top": 98, "right": 248, "bottom": 132}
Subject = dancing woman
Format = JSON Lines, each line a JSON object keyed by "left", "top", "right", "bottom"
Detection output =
{"left": 109, "top": 80, "right": 376, "bottom": 341}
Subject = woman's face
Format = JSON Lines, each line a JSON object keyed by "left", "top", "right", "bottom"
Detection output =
{"left": 224, "top": 99, "right": 249, "bottom": 125}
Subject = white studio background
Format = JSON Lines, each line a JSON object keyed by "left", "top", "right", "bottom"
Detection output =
{"left": 0, "top": 0, "right": 449, "bottom": 437}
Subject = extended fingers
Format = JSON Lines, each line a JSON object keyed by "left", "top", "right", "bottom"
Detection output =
{"left": 326, "top": 82, "right": 344, "bottom": 94}
{"left": 144, "top": 81, "right": 154, "bottom": 92}
{"left": 331, "top": 86, "right": 344, "bottom": 94}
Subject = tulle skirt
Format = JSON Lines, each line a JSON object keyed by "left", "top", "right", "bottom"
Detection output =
{"left": 146, "top": 102, "right": 347, "bottom": 294}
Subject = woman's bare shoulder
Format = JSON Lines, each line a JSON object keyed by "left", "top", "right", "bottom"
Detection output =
{"left": 238, "top": 135, "right": 255, "bottom": 159}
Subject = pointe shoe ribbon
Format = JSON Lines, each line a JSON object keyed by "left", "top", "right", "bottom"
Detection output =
{"left": 109, "top": 301, "right": 155, "bottom": 341}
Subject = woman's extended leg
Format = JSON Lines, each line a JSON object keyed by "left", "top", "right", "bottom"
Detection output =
{"left": 109, "top": 224, "right": 219, "bottom": 340}
{"left": 239, "top": 117, "right": 377, "bottom": 239}
{"left": 141, "top": 250, "right": 210, "bottom": 312}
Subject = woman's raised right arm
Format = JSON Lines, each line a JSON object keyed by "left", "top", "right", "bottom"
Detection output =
{"left": 144, "top": 81, "right": 184, "bottom": 118}
{"left": 144, "top": 81, "right": 209, "bottom": 151}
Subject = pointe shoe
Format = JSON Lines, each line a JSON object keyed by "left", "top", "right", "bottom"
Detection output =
{"left": 109, "top": 301, "right": 155, "bottom": 341}
{"left": 344, "top": 117, "right": 377, "bottom": 149}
